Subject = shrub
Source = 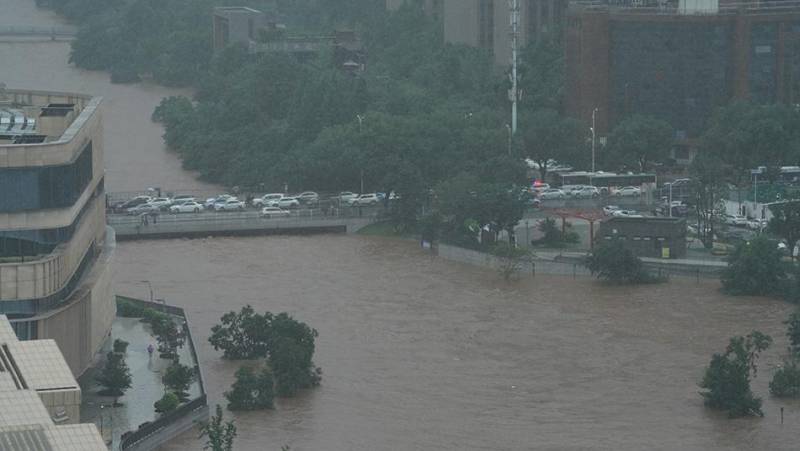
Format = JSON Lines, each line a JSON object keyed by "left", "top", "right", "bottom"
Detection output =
{"left": 96, "top": 351, "right": 132, "bottom": 402}
{"left": 700, "top": 331, "right": 772, "bottom": 418}
{"left": 113, "top": 338, "right": 129, "bottom": 354}
{"left": 533, "top": 218, "right": 579, "bottom": 247}
{"left": 786, "top": 311, "right": 800, "bottom": 357}
{"left": 154, "top": 392, "right": 180, "bottom": 414}
{"left": 769, "top": 360, "right": 800, "bottom": 398}
{"left": 199, "top": 405, "right": 237, "bottom": 451}
{"left": 225, "top": 367, "right": 274, "bottom": 411}
{"left": 490, "top": 242, "right": 533, "bottom": 281}
{"left": 722, "top": 237, "right": 787, "bottom": 296}
{"left": 584, "top": 241, "right": 656, "bottom": 284}
{"left": 116, "top": 298, "right": 147, "bottom": 317}
{"left": 163, "top": 363, "right": 194, "bottom": 401}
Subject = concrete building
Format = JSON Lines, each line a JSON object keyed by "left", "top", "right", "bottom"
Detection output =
{"left": 0, "top": 315, "right": 106, "bottom": 449}
{"left": 212, "top": 6, "right": 279, "bottom": 51}
{"left": 443, "top": 0, "right": 566, "bottom": 66}
{"left": 0, "top": 87, "right": 114, "bottom": 377}
{"left": 565, "top": 0, "right": 800, "bottom": 151}
{"left": 596, "top": 216, "right": 687, "bottom": 259}
{"left": 387, "top": 0, "right": 444, "bottom": 17}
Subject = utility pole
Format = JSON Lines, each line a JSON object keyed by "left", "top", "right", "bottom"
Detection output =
{"left": 591, "top": 107, "right": 598, "bottom": 173}
{"left": 509, "top": 0, "right": 520, "bottom": 135}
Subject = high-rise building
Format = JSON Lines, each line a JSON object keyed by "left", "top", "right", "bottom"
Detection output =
{"left": 565, "top": 0, "right": 800, "bottom": 150}
{"left": 443, "top": 0, "right": 566, "bottom": 66}
{"left": 0, "top": 87, "right": 114, "bottom": 376}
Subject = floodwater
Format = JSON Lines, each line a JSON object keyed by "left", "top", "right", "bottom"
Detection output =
{"left": 3, "top": 1, "right": 800, "bottom": 450}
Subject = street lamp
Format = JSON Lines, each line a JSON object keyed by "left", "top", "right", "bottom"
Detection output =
{"left": 139, "top": 280, "right": 153, "bottom": 303}
{"left": 590, "top": 107, "right": 599, "bottom": 173}
{"left": 356, "top": 115, "right": 365, "bottom": 193}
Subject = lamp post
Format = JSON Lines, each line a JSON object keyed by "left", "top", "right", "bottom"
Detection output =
{"left": 357, "top": 115, "right": 365, "bottom": 194}
{"left": 589, "top": 108, "right": 598, "bottom": 173}
{"left": 139, "top": 280, "right": 153, "bottom": 303}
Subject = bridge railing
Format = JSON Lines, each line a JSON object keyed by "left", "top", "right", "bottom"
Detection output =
{"left": 107, "top": 207, "right": 381, "bottom": 226}
{"left": 0, "top": 25, "right": 76, "bottom": 36}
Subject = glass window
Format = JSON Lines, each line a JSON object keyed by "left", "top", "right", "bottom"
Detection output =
{"left": 0, "top": 141, "right": 93, "bottom": 213}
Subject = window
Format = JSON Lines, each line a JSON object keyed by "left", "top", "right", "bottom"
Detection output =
{"left": 0, "top": 141, "right": 93, "bottom": 213}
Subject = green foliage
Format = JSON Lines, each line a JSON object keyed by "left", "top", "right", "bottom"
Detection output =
{"left": 584, "top": 241, "right": 655, "bottom": 284}
{"left": 163, "top": 363, "right": 195, "bottom": 401}
{"left": 785, "top": 311, "right": 800, "bottom": 356}
{"left": 150, "top": 316, "right": 185, "bottom": 360}
{"left": 533, "top": 218, "right": 579, "bottom": 247}
{"left": 113, "top": 338, "right": 129, "bottom": 354}
{"left": 208, "top": 305, "right": 272, "bottom": 360}
{"left": 522, "top": 109, "right": 585, "bottom": 178}
{"left": 116, "top": 297, "right": 149, "bottom": 317}
{"left": 769, "top": 359, "right": 800, "bottom": 398}
{"left": 490, "top": 242, "right": 533, "bottom": 281}
{"left": 721, "top": 237, "right": 787, "bottom": 296}
{"left": 606, "top": 114, "right": 673, "bottom": 172}
{"left": 700, "top": 331, "right": 773, "bottom": 418}
{"left": 154, "top": 392, "right": 180, "bottom": 414}
{"left": 96, "top": 351, "right": 132, "bottom": 398}
{"left": 224, "top": 367, "right": 274, "bottom": 410}
{"left": 689, "top": 151, "right": 726, "bottom": 249}
{"left": 768, "top": 201, "right": 800, "bottom": 254}
{"left": 199, "top": 405, "right": 237, "bottom": 451}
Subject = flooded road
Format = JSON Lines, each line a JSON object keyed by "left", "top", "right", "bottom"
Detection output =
{"left": 3, "top": 1, "right": 800, "bottom": 450}
{"left": 113, "top": 236, "right": 798, "bottom": 451}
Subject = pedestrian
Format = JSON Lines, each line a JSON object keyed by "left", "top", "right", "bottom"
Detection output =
{"left": 151, "top": 211, "right": 158, "bottom": 224}
{"left": 147, "top": 343, "right": 154, "bottom": 357}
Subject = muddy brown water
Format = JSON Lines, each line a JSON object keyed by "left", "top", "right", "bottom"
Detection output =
{"left": 3, "top": 1, "right": 800, "bottom": 450}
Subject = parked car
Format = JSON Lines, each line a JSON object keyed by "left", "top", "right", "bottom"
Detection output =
{"left": 127, "top": 203, "right": 160, "bottom": 215}
{"left": 296, "top": 191, "right": 319, "bottom": 205}
{"left": 169, "top": 201, "right": 204, "bottom": 213}
{"left": 724, "top": 214, "right": 748, "bottom": 227}
{"left": 214, "top": 199, "right": 246, "bottom": 211}
{"left": 603, "top": 205, "right": 621, "bottom": 216}
{"left": 205, "top": 194, "right": 234, "bottom": 209}
{"left": 747, "top": 218, "right": 768, "bottom": 230}
{"left": 573, "top": 186, "right": 600, "bottom": 198}
{"left": 113, "top": 195, "right": 151, "bottom": 212}
{"left": 538, "top": 189, "right": 565, "bottom": 200}
{"left": 337, "top": 192, "right": 358, "bottom": 204}
{"left": 612, "top": 209, "right": 643, "bottom": 218}
{"left": 532, "top": 183, "right": 550, "bottom": 194}
{"left": 266, "top": 197, "right": 300, "bottom": 209}
{"left": 616, "top": 186, "right": 641, "bottom": 197}
{"left": 560, "top": 185, "right": 582, "bottom": 196}
{"left": 252, "top": 193, "right": 284, "bottom": 208}
{"left": 260, "top": 207, "right": 292, "bottom": 218}
{"left": 349, "top": 193, "right": 381, "bottom": 206}
{"left": 171, "top": 195, "right": 195, "bottom": 204}
{"left": 148, "top": 197, "right": 173, "bottom": 210}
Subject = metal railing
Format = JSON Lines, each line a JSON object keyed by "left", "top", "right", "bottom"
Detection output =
{"left": 0, "top": 25, "right": 76, "bottom": 37}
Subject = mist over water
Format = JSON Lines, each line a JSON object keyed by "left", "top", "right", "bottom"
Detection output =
{"left": 3, "top": 1, "right": 800, "bottom": 449}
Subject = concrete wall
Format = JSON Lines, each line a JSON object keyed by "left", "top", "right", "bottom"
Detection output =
{"left": 39, "top": 388, "right": 81, "bottom": 425}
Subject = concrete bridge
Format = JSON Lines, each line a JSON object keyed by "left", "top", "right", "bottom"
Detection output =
{"left": 0, "top": 25, "right": 77, "bottom": 40}
{"left": 109, "top": 211, "right": 376, "bottom": 241}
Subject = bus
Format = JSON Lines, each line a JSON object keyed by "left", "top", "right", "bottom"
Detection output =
{"left": 558, "top": 172, "right": 657, "bottom": 190}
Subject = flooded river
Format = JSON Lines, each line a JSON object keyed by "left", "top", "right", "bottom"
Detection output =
{"left": 2, "top": 1, "right": 800, "bottom": 450}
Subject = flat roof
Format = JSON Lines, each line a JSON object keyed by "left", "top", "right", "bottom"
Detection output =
{"left": 10, "top": 340, "right": 79, "bottom": 391}
{"left": 0, "top": 391, "right": 53, "bottom": 426}
{"left": 0, "top": 423, "right": 106, "bottom": 451}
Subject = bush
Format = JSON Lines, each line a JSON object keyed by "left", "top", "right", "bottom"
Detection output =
{"left": 700, "top": 331, "right": 772, "bottom": 418}
{"left": 584, "top": 241, "right": 657, "bottom": 284}
{"left": 490, "top": 242, "right": 533, "bottom": 281}
{"left": 96, "top": 351, "right": 132, "bottom": 401}
{"left": 769, "top": 360, "right": 800, "bottom": 397}
{"left": 225, "top": 367, "right": 274, "bottom": 411}
{"left": 154, "top": 392, "right": 180, "bottom": 414}
{"left": 721, "top": 237, "right": 787, "bottom": 296}
{"left": 533, "top": 218, "right": 579, "bottom": 247}
{"left": 113, "top": 339, "right": 129, "bottom": 354}
{"left": 116, "top": 298, "right": 147, "bottom": 317}
{"left": 163, "top": 363, "right": 194, "bottom": 401}
{"left": 787, "top": 311, "right": 800, "bottom": 357}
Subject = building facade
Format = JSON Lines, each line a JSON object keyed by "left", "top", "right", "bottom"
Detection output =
{"left": 0, "top": 315, "right": 106, "bottom": 448}
{"left": 565, "top": 0, "right": 800, "bottom": 144}
{"left": 442, "top": 0, "right": 566, "bottom": 66}
{"left": 596, "top": 216, "right": 687, "bottom": 259}
{"left": 0, "top": 88, "right": 114, "bottom": 377}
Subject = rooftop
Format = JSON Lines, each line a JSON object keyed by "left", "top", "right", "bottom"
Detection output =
{"left": 570, "top": 0, "right": 800, "bottom": 15}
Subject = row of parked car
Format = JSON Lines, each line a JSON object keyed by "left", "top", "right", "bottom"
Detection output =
{"left": 533, "top": 184, "right": 642, "bottom": 201}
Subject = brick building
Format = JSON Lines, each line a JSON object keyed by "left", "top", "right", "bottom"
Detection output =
{"left": 566, "top": 0, "right": 800, "bottom": 152}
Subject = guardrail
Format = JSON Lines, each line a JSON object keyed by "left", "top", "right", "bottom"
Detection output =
{"left": 116, "top": 296, "right": 209, "bottom": 451}
{"left": 0, "top": 25, "right": 76, "bottom": 37}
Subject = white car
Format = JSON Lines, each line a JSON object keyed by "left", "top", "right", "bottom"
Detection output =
{"left": 337, "top": 192, "right": 358, "bottom": 203}
{"left": 205, "top": 194, "right": 234, "bottom": 209}
{"left": 266, "top": 197, "right": 300, "bottom": 209}
{"left": 612, "top": 209, "right": 643, "bottom": 218}
{"left": 349, "top": 193, "right": 380, "bottom": 206}
{"left": 127, "top": 203, "right": 160, "bottom": 215}
{"left": 214, "top": 199, "right": 245, "bottom": 211}
{"left": 296, "top": 191, "right": 319, "bottom": 205}
{"left": 170, "top": 201, "right": 204, "bottom": 213}
{"left": 172, "top": 195, "right": 195, "bottom": 204}
{"left": 148, "top": 197, "right": 173, "bottom": 210}
{"left": 572, "top": 186, "right": 600, "bottom": 198}
{"left": 615, "top": 186, "right": 641, "bottom": 197}
{"left": 603, "top": 205, "right": 621, "bottom": 216}
{"left": 260, "top": 207, "right": 291, "bottom": 218}
{"left": 747, "top": 218, "right": 768, "bottom": 230}
{"left": 252, "top": 193, "right": 284, "bottom": 207}
{"left": 724, "top": 214, "right": 748, "bottom": 227}
{"left": 538, "top": 189, "right": 565, "bottom": 200}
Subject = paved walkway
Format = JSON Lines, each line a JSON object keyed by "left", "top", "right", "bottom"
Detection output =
{"left": 79, "top": 316, "right": 200, "bottom": 448}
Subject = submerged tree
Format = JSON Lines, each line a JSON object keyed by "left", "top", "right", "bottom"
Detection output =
{"left": 199, "top": 405, "right": 237, "bottom": 451}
